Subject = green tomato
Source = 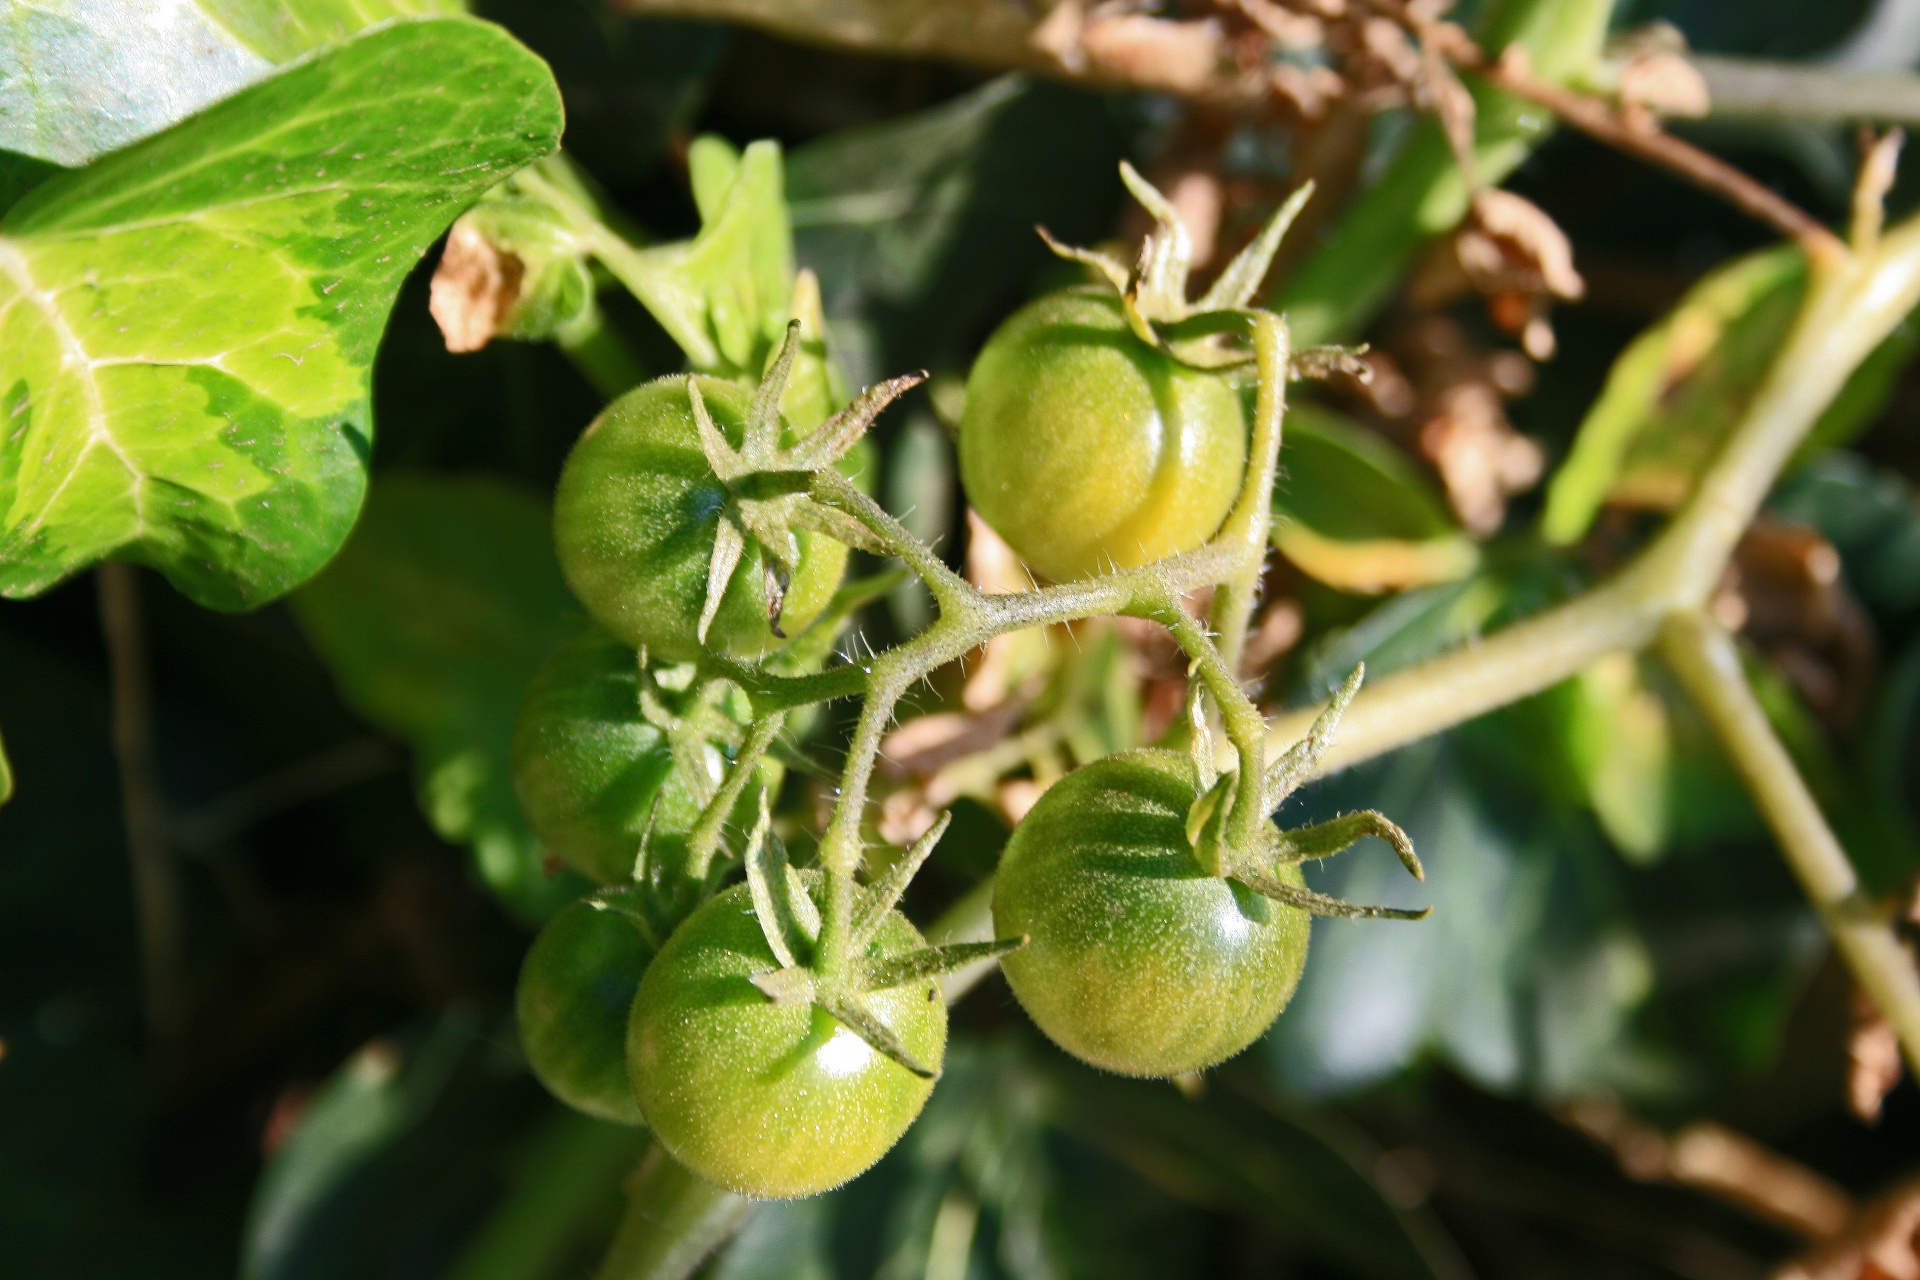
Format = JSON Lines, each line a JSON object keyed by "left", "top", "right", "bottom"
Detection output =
{"left": 517, "top": 898, "right": 655, "bottom": 1125}
{"left": 959, "top": 289, "right": 1247, "bottom": 583}
{"left": 992, "top": 749, "right": 1309, "bottom": 1078}
{"left": 554, "top": 375, "right": 848, "bottom": 662}
{"left": 513, "top": 627, "right": 691, "bottom": 884}
{"left": 628, "top": 878, "right": 945, "bottom": 1199}
{"left": 512, "top": 626, "right": 783, "bottom": 885}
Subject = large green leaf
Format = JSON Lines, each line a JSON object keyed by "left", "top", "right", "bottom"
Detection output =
{"left": 0, "top": 0, "right": 466, "bottom": 167}
{"left": 291, "top": 474, "right": 585, "bottom": 919}
{"left": 0, "top": 18, "right": 562, "bottom": 610}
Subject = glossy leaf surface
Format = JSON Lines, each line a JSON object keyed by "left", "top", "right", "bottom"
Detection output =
{"left": 0, "top": 18, "right": 561, "bottom": 610}
{"left": 0, "top": 0, "right": 465, "bottom": 167}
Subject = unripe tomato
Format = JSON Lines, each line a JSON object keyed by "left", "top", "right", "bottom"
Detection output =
{"left": 992, "top": 749, "right": 1309, "bottom": 1078}
{"left": 553, "top": 376, "right": 848, "bottom": 662}
{"left": 512, "top": 627, "right": 692, "bottom": 885}
{"left": 511, "top": 627, "right": 782, "bottom": 886}
{"left": 516, "top": 898, "right": 655, "bottom": 1125}
{"left": 627, "top": 878, "right": 945, "bottom": 1199}
{"left": 959, "top": 290, "right": 1247, "bottom": 583}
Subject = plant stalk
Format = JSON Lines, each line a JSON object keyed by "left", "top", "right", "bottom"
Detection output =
{"left": 595, "top": 1145, "right": 749, "bottom": 1280}
{"left": 98, "top": 562, "right": 188, "bottom": 1045}
{"left": 1266, "top": 202, "right": 1920, "bottom": 776}
{"left": 1658, "top": 612, "right": 1920, "bottom": 1077}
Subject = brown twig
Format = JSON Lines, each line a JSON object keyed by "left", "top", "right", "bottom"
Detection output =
{"left": 98, "top": 563, "right": 188, "bottom": 1044}
{"left": 1458, "top": 39, "right": 1848, "bottom": 265}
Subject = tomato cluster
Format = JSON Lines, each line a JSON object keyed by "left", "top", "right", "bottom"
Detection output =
{"left": 513, "top": 214, "right": 1411, "bottom": 1202}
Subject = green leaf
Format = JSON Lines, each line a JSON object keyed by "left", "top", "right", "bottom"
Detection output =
{"left": 1274, "top": 404, "right": 1478, "bottom": 594}
{"left": 1543, "top": 246, "right": 1804, "bottom": 544}
{"left": 619, "top": 137, "right": 793, "bottom": 376}
{"left": 291, "top": 474, "right": 585, "bottom": 919}
{"left": 242, "top": 1012, "right": 477, "bottom": 1280}
{"left": 0, "top": 18, "right": 563, "bottom": 611}
{"left": 1543, "top": 249, "right": 1917, "bottom": 545}
{"left": 0, "top": 0, "right": 466, "bottom": 166}
{"left": 786, "top": 75, "right": 1127, "bottom": 375}
{"left": 446, "top": 1110, "right": 644, "bottom": 1280}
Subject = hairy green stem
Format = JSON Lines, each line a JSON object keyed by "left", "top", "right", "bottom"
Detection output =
{"left": 1207, "top": 313, "right": 1290, "bottom": 674}
{"left": 1658, "top": 612, "right": 1920, "bottom": 1076}
{"left": 594, "top": 1145, "right": 748, "bottom": 1280}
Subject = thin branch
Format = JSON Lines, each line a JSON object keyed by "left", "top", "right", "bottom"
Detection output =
{"left": 1694, "top": 54, "right": 1920, "bottom": 127}
{"left": 1266, "top": 196, "right": 1920, "bottom": 775}
{"left": 98, "top": 563, "right": 188, "bottom": 1044}
{"left": 595, "top": 1144, "right": 748, "bottom": 1280}
{"left": 1461, "top": 43, "right": 1847, "bottom": 264}
{"left": 1657, "top": 611, "right": 1920, "bottom": 1078}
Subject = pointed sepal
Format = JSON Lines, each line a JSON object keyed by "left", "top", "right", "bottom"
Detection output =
{"left": 586, "top": 883, "right": 663, "bottom": 951}
{"left": 1231, "top": 862, "right": 1431, "bottom": 921}
{"left": 855, "top": 936, "right": 1026, "bottom": 993}
{"left": 1276, "top": 810, "right": 1424, "bottom": 882}
{"left": 697, "top": 513, "right": 747, "bottom": 645}
{"left": 743, "top": 791, "right": 817, "bottom": 968}
{"left": 852, "top": 809, "right": 952, "bottom": 950}
{"left": 1265, "top": 664, "right": 1364, "bottom": 810}
{"left": 1037, "top": 224, "right": 1130, "bottom": 294}
{"left": 816, "top": 990, "right": 940, "bottom": 1079}
{"left": 1196, "top": 181, "right": 1315, "bottom": 313}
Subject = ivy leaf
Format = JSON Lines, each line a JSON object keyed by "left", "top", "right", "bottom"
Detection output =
{"left": 1543, "top": 246, "right": 1917, "bottom": 546}
{"left": 0, "top": 17, "right": 562, "bottom": 611}
{"left": 291, "top": 475, "right": 585, "bottom": 920}
{"left": 1274, "top": 404, "right": 1478, "bottom": 594}
{"left": 0, "top": 0, "right": 466, "bottom": 167}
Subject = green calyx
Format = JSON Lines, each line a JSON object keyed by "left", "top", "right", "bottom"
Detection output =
{"left": 741, "top": 798, "right": 1024, "bottom": 1079}
{"left": 1187, "top": 664, "right": 1431, "bottom": 921}
{"left": 692, "top": 323, "right": 923, "bottom": 644}
{"left": 1041, "top": 162, "right": 1364, "bottom": 377}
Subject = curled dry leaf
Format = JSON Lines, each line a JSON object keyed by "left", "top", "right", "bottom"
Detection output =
{"left": 430, "top": 220, "right": 524, "bottom": 354}
{"left": 1616, "top": 50, "right": 1710, "bottom": 119}
{"left": 1563, "top": 1097, "right": 1855, "bottom": 1242}
{"left": 1032, "top": 0, "right": 1228, "bottom": 95}
{"left": 1419, "top": 382, "right": 1545, "bottom": 536}
{"left": 1849, "top": 988, "right": 1903, "bottom": 1125}
{"left": 1777, "top": 1178, "right": 1920, "bottom": 1280}
{"left": 1459, "top": 190, "right": 1585, "bottom": 302}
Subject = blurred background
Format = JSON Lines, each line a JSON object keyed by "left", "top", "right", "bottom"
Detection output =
{"left": 4, "top": 0, "right": 1920, "bottom": 1276}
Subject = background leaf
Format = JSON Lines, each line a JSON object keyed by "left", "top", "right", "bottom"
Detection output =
{"left": 786, "top": 75, "right": 1126, "bottom": 381}
{"left": 291, "top": 474, "right": 585, "bottom": 919}
{"left": 0, "top": 0, "right": 466, "bottom": 168}
{"left": 1544, "top": 248, "right": 1917, "bottom": 545}
{"left": 0, "top": 17, "right": 562, "bottom": 610}
{"left": 1274, "top": 404, "right": 1479, "bottom": 594}
{"left": 0, "top": 721, "right": 11, "bottom": 806}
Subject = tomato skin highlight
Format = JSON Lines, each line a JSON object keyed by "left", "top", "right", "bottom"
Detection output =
{"left": 553, "top": 375, "right": 847, "bottom": 663}
{"left": 992, "top": 749, "right": 1310, "bottom": 1078}
{"left": 959, "top": 289, "right": 1247, "bottom": 583}
{"left": 627, "top": 878, "right": 945, "bottom": 1200}
{"left": 517, "top": 899, "right": 655, "bottom": 1125}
